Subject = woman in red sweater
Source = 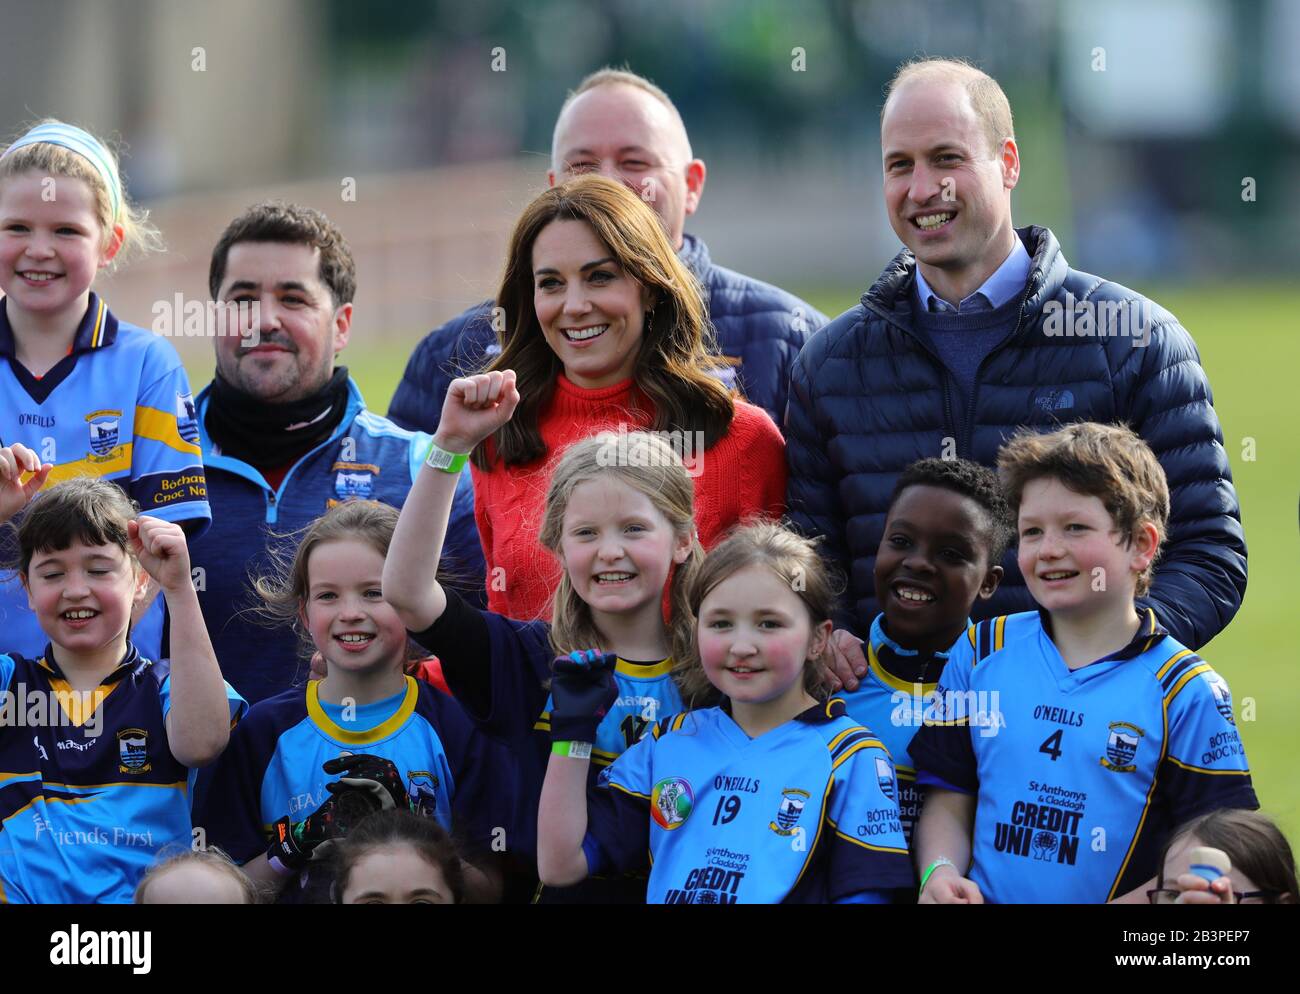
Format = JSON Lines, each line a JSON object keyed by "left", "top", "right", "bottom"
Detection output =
{"left": 468, "top": 174, "right": 786, "bottom": 621}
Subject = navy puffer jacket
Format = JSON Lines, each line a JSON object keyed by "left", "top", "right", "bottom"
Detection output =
{"left": 387, "top": 233, "right": 827, "bottom": 432}
{"left": 786, "top": 226, "right": 1246, "bottom": 650}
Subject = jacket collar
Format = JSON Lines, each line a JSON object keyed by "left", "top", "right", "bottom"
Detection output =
{"left": 677, "top": 232, "right": 712, "bottom": 285}
{"left": 1038, "top": 606, "right": 1169, "bottom": 663}
{"left": 195, "top": 374, "right": 366, "bottom": 483}
{"left": 861, "top": 225, "right": 1063, "bottom": 336}
{"left": 719, "top": 695, "right": 847, "bottom": 725}
{"left": 867, "top": 612, "right": 955, "bottom": 690}
{"left": 38, "top": 640, "right": 144, "bottom": 685}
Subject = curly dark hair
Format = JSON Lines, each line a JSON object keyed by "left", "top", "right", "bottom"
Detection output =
{"left": 208, "top": 200, "right": 356, "bottom": 306}
{"left": 889, "top": 457, "right": 1014, "bottom": 566}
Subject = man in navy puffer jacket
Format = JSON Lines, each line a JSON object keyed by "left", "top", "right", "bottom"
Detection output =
{"left": 787, "top": 59, "right": 1245, "bottom": 665}
{"left": 388, "top": 68, "right": 826, "bottom": 434}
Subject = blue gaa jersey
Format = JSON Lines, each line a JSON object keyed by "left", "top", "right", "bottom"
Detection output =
{"left": 910, "top": 610, "right": 1258, "bottom": 904}
{"left": 198, "top": 676, "right": 511, "bottom": 894}
{"left": 839, "top": 613, "right": 955, "bottom": 851}
{"left": 0, "top": 645, "right": 245, "bottom": 904}
{"left": 583, "top": 699, "right": 914, "bottom": 904}
{"left": 0, "top": 294, "right": 210, "bottom": 660}
{"left": 535, "top": 657, "right": 683, "bottom": 767}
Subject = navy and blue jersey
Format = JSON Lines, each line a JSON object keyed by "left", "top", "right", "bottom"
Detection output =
{"left": 910, "top": 610, "right": 1258, "bottom": 903}
{"left": 583, "top": 699, "right": 913, "bottom": 903}
{"left": 838, "top": 613, "right": 955, "bottom": 851}
{"left": 0, "top": 294, "right": 210, "bottom": 660}
{"left": 198, "top": 676, "right": 512, "bottom": 894}
{"left": 0, "top": 645, "right": 245, "bottom": 904}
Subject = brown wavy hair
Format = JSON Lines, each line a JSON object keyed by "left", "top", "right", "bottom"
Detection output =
{"left": 471, "top": 174, "right": 735, "bottom": 470}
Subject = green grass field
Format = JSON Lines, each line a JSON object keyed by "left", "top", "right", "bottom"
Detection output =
{"left": 194, "top": 281, "right": 1300, "bottom": 840}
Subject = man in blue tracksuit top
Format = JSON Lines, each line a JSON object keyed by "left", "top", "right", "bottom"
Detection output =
{"left": 387, "top": 67, "right": 826, "bottom": 435}
{"left": 185, "top": 202, "right": 484, "bottom": 706}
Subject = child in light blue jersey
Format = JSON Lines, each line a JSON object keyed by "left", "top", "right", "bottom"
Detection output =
{"left": 0, "top": 447, "right": 242, "bottom": 904}
{"left": 197, "top": 500, "right": 509, "bottom": 904}
{"left": 834, "top": 458, "right": 1009, "bottom": 853}
{"left": 538, "top": 521, "right": 913, "bottom": 903}
{"left": 0, "top": 121, "right": 209, "bottom": 660}
{"left": 912, "top": 422, "right": 1257, "bottom": 904}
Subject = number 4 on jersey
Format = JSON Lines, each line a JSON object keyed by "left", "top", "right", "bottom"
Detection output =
{"left": 1040, "top": 728, "right": 1064, "bottom": 761}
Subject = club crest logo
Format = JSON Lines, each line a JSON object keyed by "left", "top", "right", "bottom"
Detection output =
{"left": 875, "top": 756, "right": 896, "bottom": 800}
{"left": 650, "top": 777, "right": 693, "bottom": 830}
{"left": 117, "top": 727, "right": 151, "bottom": 774}
{"left": 1100, "top": 721, "right": 1144, "bottom": 773}
{"left": 176, "top": 392, "right": 199, "bottom": 444}
{"left": 332, "top": 462, "right": 378, "bottom": 501}
{"left": 86, "top": 409, "right": 122, "bottom": 456}
{"left": 770, "top": 788, "right": 811, "bottom": 836}
{"left": 406, "top": 771, "right": 440, "bottom": 819}
{"left": 1203, "top": 673, "right": 1235, "bottom": 724}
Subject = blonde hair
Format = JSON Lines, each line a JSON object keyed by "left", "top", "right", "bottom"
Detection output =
{"left": 882, "top": 58, "right": 1015, "bottom": 158}
{"left": 678, "top": 522, "right": 841, "bottom": 708}
{"left": 997, "top": 422, "right": 1169, "bottom": 597}
{"left": 0, "top": 119, "right": 162, "bottom": 268}
{"left": 133, "top": 846, "right": 259, "bottom": 904}
{"left": 538, "top": 432, "right": 702, "bottom": 678}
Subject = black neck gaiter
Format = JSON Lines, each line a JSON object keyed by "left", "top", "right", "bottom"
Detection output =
{"left": 205, "top": 366, "right": 351, "bottom": 467}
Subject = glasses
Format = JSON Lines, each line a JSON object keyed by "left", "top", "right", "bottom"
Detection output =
{"left": 1147, "top": 887, "right": 1280, "bottom": 905}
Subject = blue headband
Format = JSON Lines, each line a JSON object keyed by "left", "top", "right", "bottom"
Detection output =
{"left": 2, "top": 122, "right": 122, "bottom": 223}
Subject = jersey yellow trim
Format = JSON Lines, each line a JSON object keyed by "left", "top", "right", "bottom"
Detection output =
{"left": 895, "top": 764, "right": 916, "bottom": 780}
{"left": 1165, "top": 663, "right": 1213, "bottom": 705}
{"left": 1165, "top": 756, "right": 1252, "bottom": 776}
{"left": 306, "top": 676, "right": 419, "bottom": 745}
{"left": 994, "top": 615, "right": 1007, "bottom": 651}
{"left": 614, "top": 656, "right": 674, "bottom": 679}
{"left": 42, "top": 780, "right": 187, "bottom": 792}
{"left": 606, "top": 781, "right": 651, "bottom": 802}
{"left": 831, "top": 739, "right": 883, "bottom": 771}
{"left": 43, "top": 445, "right": 133, "bottom": 486}
{"left": 826, "top": 726, "right": 859, "bottom": 753}
{"left": 789, "top": 777, "right": 834, "bottom": 892}
{"left": 45, "top": 679, "right": 119, "bottom": 727}
{"left": 867, "top": 641, "right": 938, "bottom": 695}
{"left": 89, "top": 297, "right": 107, "bottom": 348}
{"left": 1108, "top": 687, "right": 1170, "bottom": 901}
{"left": 134, "top": 404, "right": 202, "bottom": 457}
{"left": 965, "top": 625, "right": 978, "bottom": 653}
{"left": 834, "top": 829, "right": 908, "bottom": 855}
{"left": 0, "top": 771, "right": 41, "bottom": 786}
{"left": 1155, "top": 648, "right": 1195, "bottom": 681}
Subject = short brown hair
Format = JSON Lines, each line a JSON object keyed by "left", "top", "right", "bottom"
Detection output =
{"left": 208, "top": 201, "right": 356, "bottom": 306}
{"left": 882, "top": 57, "right": 1015, "bottom": 158}
{"left": 678, "top": 521, "right": 841, "bottom": 708}
{"left": 997, "top": 422, "right": 1169, "bottom": 596}
{"left": 474, "top": 174, "right": 735, "bottom": 470}
{"left": 7, "top": 477, "right": 138, "bottom": 577}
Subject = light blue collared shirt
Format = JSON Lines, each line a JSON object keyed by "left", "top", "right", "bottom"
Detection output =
{"left": 914, "top": 236, "right": 1032, "bottom": 314}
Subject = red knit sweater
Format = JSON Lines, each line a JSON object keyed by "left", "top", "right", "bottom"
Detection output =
{"left": 471, "top": 374, "right": 787, "bottom": 621}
